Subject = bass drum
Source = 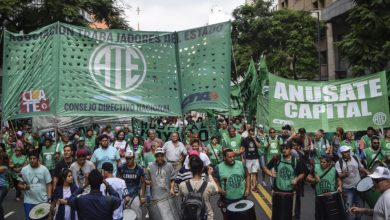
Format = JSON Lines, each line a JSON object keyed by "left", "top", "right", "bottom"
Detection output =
{"left": 123, "top": 209, "right": 136, "bottom": 220}
{"left": 369, "top": 160, "right": 387, "bottom": 173}
{"left": 317, "top": 192, "right": 346, "bottom": 220}
{"left": 356, "top": 176, "right": 381, "bottom": 208}
{"left": 226, "top": 199, "right": 256, "bottom": 220}
{"left": 29, "top": 203, "right": 51, "bottom": 220}
{"left": 146, "top": 196, "right": 181, "bottom": 220}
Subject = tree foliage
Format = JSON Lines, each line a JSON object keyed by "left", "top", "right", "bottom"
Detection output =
{"left": 338, "top": 0, "right": 390, "bottom": 76}
{"left": 232, "top": 1, "right": 322, "bottom": 80}
{"left": 0, "top": 0, "right": 128, "bottom": 34}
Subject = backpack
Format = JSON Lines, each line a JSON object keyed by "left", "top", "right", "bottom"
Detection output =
{"left": 181, "top": 180, "right": 208, "bottom": 220}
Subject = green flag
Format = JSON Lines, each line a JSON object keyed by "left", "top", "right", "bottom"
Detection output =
{"left": 268, "top": 71, "right": 390, "bottom": 132}
{"left": 256, "top": 55, "right": 270, "bottom": 129}
{"left": 230, "top": 84, "right": 243, "bottom": 116}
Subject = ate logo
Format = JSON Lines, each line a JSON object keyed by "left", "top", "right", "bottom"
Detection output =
{"left": 89, "top": 44, "right": 147, "bottom": 94}
{"left": 228, "top": 174, "right": 242, "bottom": 189}
{"left": 279, "top": 167, "right": 293, "bottom": 180}
{"left": 318, "top": 179, "right": 332, "bottom": 194}
{"left": 20, "top": 90, "right": 50, "bottom": 113}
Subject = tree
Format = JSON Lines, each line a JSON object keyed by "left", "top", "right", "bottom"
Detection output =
{"left": 338, "top": 0, "right": 390, "bottom": 76}
{"left": 0, "top": 0, "right": 128, "bottom": 34}
{"left": 232, "top": 1, "right": 322, "bottom": 80}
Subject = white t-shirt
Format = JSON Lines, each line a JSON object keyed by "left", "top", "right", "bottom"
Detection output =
{"left": 100, "top": 177, "right": 127, "bottom": 219}
{"left": 373, "top": 188, "right": 390, "bottom": 220}
{"left": 163, "top": 141, "right": 187, "bottom": 162}
{"left": 63, "top": 187, "right": 72, "bottom": 220}
{"left": 113, "top": 140, "right": 127, "bottom": 164}
{"left": 335, "top": 156, "right": 362, "bottom": 189}
{"left": 183, "top": 152, "right": 211, "bottom": 169}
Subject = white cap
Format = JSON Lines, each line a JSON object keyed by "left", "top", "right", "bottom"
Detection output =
{"left": 16, "top": 131, "right": 23, "bottom": 136}
{"left": 369, "top": 167, "right": 390, "bottom": 179}
{"left": 257, "top": 124, "right": 264, "bottom": 128}
{"left": 125, "top": 151, "right": 134, "bottom": 158}
{"left": 154, "top": 147, "right": 165, "bottom": 155}
{"left": 339, "top": 146, "right": 350, "bottom": 153}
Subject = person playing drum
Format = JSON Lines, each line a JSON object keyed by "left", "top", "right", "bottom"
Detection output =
{"left": 262, "top": 143, "right": 306, "bottom": 220}
{"left": 306, "top": 154, "right": 343, "bottom": 220}
{"left": 212, "top": 149, "right": 250, "bottom": 220}
{"left": 335, "top": 146, "right": 370, "bottom": 220}
{"left": 350, "top": 167, "right": 390, "bottom": 220}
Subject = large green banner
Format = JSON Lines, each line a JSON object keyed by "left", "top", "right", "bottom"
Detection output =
{"left": 2, "top": 22, "right": 231, "bottom": 120}
{"left": 269, "top": 71, "right": 390, "bottom": 132}
{"left": 132, "top": 118, "right": 218, "bottom": 145}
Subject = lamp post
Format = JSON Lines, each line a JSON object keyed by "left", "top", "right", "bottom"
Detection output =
{"left": 311, "top": 10, "right": 321, "bottom": 80}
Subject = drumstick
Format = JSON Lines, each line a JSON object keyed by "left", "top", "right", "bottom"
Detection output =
{"left": 223, "top": 177, "right": 227, "bottom": 192}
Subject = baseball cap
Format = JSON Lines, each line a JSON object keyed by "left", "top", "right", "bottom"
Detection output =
{"left": 339, "top": 146, "right": 351, "bottom": 153}
{"left": 189, "top": 150, "right": 199, "bottom": 156}
{"left": 78, "top": 137, "right": 85, "bottom": 142}
{"left": 257, "top": 124, "right": 264, "bottom": 128}
{"left": 154, "top": 147, "right": 165, "bottom": 155}
{"left": 102, "top": 162, "right": 113, "bottom": 172}
{"left": 369, "top": 167, "right": 390, "bottom": 179}
{"left": 125, "top": 151, "right": 134, "bottom": 158}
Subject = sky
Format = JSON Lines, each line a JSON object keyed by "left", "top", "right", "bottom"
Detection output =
{"left": 122, "top": 0, "right": 246, "bottom": 32}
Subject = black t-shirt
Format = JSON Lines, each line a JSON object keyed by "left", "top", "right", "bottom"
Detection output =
{"left": 241, "top": 137, "right": 260, "bottom": 159}
{"left": 54, "top": 159, "right": 75, "bottom": 178}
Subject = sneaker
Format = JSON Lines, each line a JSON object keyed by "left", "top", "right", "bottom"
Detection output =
{"left": 16, "top": 197, "right": 20, "bottom": 201}
{"left": 262, "top": 181, "right": 267, "bottom": 187}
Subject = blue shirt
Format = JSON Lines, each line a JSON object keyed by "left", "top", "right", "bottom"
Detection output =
{"left": 118, "top": 164, "right": 144, "bottom": 197}
{"left": 91, "top": 146, "right": 120, "bottom": 175}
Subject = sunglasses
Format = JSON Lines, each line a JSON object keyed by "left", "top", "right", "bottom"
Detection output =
{"left": 270, "top": 131, "right": 276, "bottom": 133}
{"left": 372, "top": 142, "right": 380, "bottom": 144}
{"left": 126, "top": 157, "right": 134, "bottom": 160}
{"left": 373, "top": 178, "right": 385, "bottom": 184}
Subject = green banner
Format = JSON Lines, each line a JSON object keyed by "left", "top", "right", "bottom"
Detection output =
{"left": 268, "top": 71, "right": 390, "bottom": 132}
{"left": 132, "top": 118, "right": 218, "bottom": 145}
{"left": 2, "top": 22, "right": 231, "bottom": 120}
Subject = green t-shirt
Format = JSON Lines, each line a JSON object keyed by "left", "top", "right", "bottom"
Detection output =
{"left": 129, "top": 145, "right": 144, "bottom": 167}
{"left": 232, "top": 123, "right": 242, "bottom": 131}
{"left": 275, "top": 157, "right": 296, "bottom": 192}
{"left": 364, "top": 148, "right": 384, "bottom": 168}
{"left": 219, "top": 129, "right": 229, "bottom": 140}
{"left": 314, "top": 164, "right": 337, "bottom": 196}
{"left": 314, "top": 138, "right": 329, "bottom": 164}
{"left": 267, "top": 137, "right": 282, "bottom": 162}
{"left": 380, "top": 139, "right": 390, "bottom": 157}
{"left": 256, "top": 134, "right": 268, "bottom": 155}
{"left": 222, "top": 135, "right": 242, "bottom": 160}
{"left": 340, "top": 139, "right": 357, "bottom": 154}
{"left": 85, "top": 135, "right": 96, "bottom": 153}
{"left": 361, "top": 135, "right": 372, "bottom": 149}
{"left": 11, "top": 154, "right": 27, "bottom": 178}
{"left": 143, "top": 152, "right": 156, "bottom": 168}
{"left": 217, "top": 160, "right": 246, "bottom": 200}
{"left": 40, "top": 145, "right": 56, "bottom": 170}
{"left": 207, "top": 144, "right": 223, "bottom": 165}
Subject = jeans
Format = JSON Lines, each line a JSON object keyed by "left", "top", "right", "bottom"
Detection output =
{"left": 0, "top": 187, "right": 8, "bottom": 220}
{"left": 343, "top": 188, "right": 363, "bottom": 220}
{"left": 24, "top": 203, "right": 36, "bottom": 220}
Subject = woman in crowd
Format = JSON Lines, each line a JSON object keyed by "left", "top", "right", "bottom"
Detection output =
{"left": 126, "top": 136, "right": 144, "bottom": 167}
{"left": 9, "top": 146, "right": 27, "bottom": 201}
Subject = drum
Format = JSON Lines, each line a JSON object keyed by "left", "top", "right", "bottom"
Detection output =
{"left": 369, "top": 160, "right": 386, "bottom": 172}
{"left": 123, "top": 209, "right": 137, "bottom": 220}
{"left": 356, "top": 177, "right": 381, "bottom": 208}
{"left": 146, "top": 196, "right": 181, "bottom": 220}
{"left": 272, "top": 192, "right": 294, "bottom": 220}
{"left": 317, "top": 192, "right": 346, "bottom": 220}
{"left": 29, "top": 203, "right": 51, "bottom": 220}
{"left": 226, "top": 200, "right": 256, "bottom": 220}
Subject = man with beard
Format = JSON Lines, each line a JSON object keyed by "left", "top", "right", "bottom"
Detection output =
{"left": 91, "top": 135, "right": 120, "bottom": 176}
{"left": 222, "top": 127, "right": 243, "bottom": 160}
{"left": 145, "top": 148, "right": 175, "bottom": 200}
{"left": 212, "top": 149, "right": 250, "bottom": 220}
{"left": 263, "top": 143, "right": 306, "bottom": 220}
{"left": 306, "top": 155, "right": 343, "bottom": 220}
{"left": 359, "top": 127, "right": 375, "bottom": 151}
{"left": 363, "top": 136, "right": 383, "bottom": 170}
{"left": 18, "top": 150, "right": 52, "bottom": 220}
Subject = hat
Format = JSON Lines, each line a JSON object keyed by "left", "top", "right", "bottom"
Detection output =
{"left": 16, "top": 131, "right": 23, "bottom": 137}
{"left": 369, "top": 167, "right": 390, "bottom": 179}
{"left": 102, "top": 162, "right": 113, "bottom": 172}
{"left": 189, "top": 150, "right": 199, "bottom": 156}
{"left": 257, "top": 124, "right": 264, "bottom": 128}
{"left": 154, "top": 147, "right": 165, "bottom": 155}
{"left": 78, "top": 137, "right": 85, "bottom": 142}
{"left": 339, "top": 146, "right": 351, "bottom": 153}
{"left": 76, "top": 149, "right": 88, "bottom": 158}
{"left": 125, "top": 151, "right": 134, "bottom": 158}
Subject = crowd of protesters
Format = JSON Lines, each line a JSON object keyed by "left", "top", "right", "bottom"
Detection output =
{"left": 0, "top": 116, "right": 389, "bottom": 220}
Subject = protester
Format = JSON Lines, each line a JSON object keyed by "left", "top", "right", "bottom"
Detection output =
{"left": 144, "top": 148, "right": 175, "bottom": 200}
{"left": 350, "top": 166, "right": 390, "bottom": 220}
{"left": 263, "top": 143, "right": 306, "bottom": 220}
{"left": 113, "top": 130, "right": 128, "bottom": 164}
{"left": 340, "top": 131, "right": 358, "bottom": 156}
{"left": 69, "top": 149, "right": 95, "bottom": 188}
{"left": 0, "top": 153, "right": 9, "bottom": 220}
{"left": 126, "top": 136, "right": 144, "bottom": 167}
{"left": 84, "top": 128, "right": 97, "bottom": 153}
{"left": 207, "top": 136, "right": 223, "bottom": 167}
{"left": 91, "top": 135, "right": 120, "bottom": 176}
{"left": 143, "top": 129, "right": 164, "bottom": 153}
{"left": 67, "top": 169, "right": 121, "bottom": 220}
{"left": 9, "top": 145, "right": 27, "bottom": 201}
{"left": 101, "top": 162, "right": 130, "bottom": 220}
{"left": 381, "top": 129, "right": 390, "bottom": 161}
{"left": 335, "top": 146, "right": 370, "bottom": 220}
{"left": 118, "top": 152, "right": 145, "bottom": 220}
{"left": 212, "top": 149, "right": 250, "bottom": 220}
{"left": 359, "top": 127, "right": 375, "bottom": 151}
{"left": 40, "top": 138, "right": 57, "bottom": 176}
{"left": 255, "top": 124, "right": 268, "bottom": 186}
{"left": 18, "top": 150, "right": 52, "bottom": 220}
{"left": 240, "top": 128, "right": 261, "bottom": 192}
{"left": 163, "top": 132, "right": 187, "bottom": 173}
{"left": 183, "top": 140, "right": 211, "bottom": 170}
{"left": 363, "top": 136, "right": 383, "bottom": 170}
{"left": 53, "top": 145, "right": 75, "bottom": 192}
{"left": 222, "top": 127, "right": 243, "bottom": 160}
{"left": 179, "top": 156, "right": 218, "bottom": 220}
{"left": 306, "top": 155, "right": 343, "bottom": 220}
{"left": 50, "top": 170, "right": 78, "bottom": 220}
